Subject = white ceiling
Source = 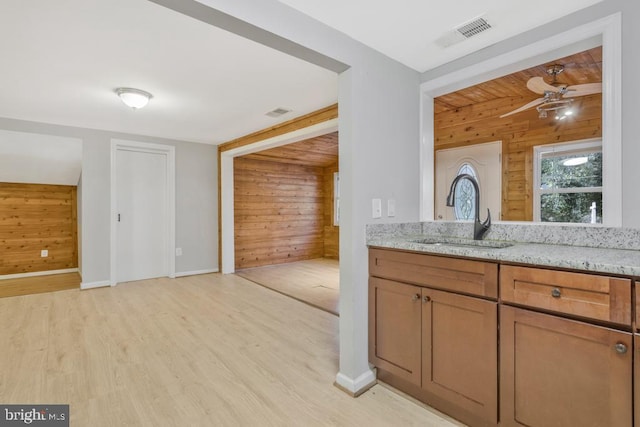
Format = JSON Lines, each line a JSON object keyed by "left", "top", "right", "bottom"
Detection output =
{"left": 277, "top": 0, "right": 604, "bottom": 72}
{"left": 0, "top": 0, "right": 605, "bottom": 154}
{"left": 0, "top": 0, "right": 338, "bottom": 145}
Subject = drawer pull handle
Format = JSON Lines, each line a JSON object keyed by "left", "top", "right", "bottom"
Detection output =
{"left": 614, "top": 343, "right": 628, "bottom": 354}
{"left": 411, "top": 294, "right": 420, "bottom": 302}
{"left": 551, "top": 288, "right": 562, "bottom": 298}
{"left": 423, "top": 295, "right": 432, "bottom": 303}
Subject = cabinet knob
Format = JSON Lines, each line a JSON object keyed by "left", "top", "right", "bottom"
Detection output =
{"left": 551, "top": 288, "right": 562, "bottom": 298}
{"left": 614, "top": 343, "right": 628, "bottom": 354}
{"left": 423, "top": 295, "right": 431, "bottom": 303}
{"left": 411, "top": 293, "right": 420, "bottom": 302}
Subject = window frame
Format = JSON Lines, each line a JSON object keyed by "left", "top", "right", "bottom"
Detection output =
{"left": 533, "top": 138, "right": 603, "bottom": 223}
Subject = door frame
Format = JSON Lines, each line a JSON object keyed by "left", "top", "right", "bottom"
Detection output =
{"left": 110, "top": 139, "right": 176, "bottom": 285}
{"left": 220, "top": 119, "right": 338, "bottom": 274}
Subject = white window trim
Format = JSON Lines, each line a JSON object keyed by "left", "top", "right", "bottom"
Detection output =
{"left": 533, "top": 139, "right": 602, "bottom": 222}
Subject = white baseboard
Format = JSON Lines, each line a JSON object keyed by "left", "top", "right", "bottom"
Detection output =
{"left": 175, "top": 268, "right": 219, "bottom": 277}
{"left": 0, "top": 268, "right": 79, "bottom": 281}
{"left": 335, "top": 369, "right": 377, "bottom": 396}
{"left": 80, "top": 280, "right": 111, "bottom": 290}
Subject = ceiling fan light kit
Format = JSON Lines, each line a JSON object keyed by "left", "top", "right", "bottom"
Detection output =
{"left": 500, "top": 64, "right": 601, "bottom": 120}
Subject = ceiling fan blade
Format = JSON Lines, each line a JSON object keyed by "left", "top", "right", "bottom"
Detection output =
{"left": 500, "top": 97, "right": 546, "bottom": 118}
{"left": 564, "top": 82, "right": 602, "bottom": 97}
{"left": 526, "top": 76, "right": 560, "bottom": 94}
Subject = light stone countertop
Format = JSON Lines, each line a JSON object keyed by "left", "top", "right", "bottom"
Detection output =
{"left": 366, "top": 222, "right": 640, "bottom": 277}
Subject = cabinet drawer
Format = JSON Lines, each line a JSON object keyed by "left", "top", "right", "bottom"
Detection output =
{"left": 500, "top": 265, "right": 631, "bottom": 325}
{"left": 369, "top": 248, "right": 498, "bottom": 299}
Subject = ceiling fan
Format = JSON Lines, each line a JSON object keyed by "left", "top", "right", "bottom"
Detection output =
{"left": 500, "top": 64, "right": 602, "bottom": 119}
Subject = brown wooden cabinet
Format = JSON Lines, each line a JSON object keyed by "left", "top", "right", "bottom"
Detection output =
{"left": 369, "top": 247, "right": 636, "bottom": 427}
{"left": 500, "top": 305, "right": 632, "bottom": 427}
{"left": 369, "top": 249, "right": 498, "bottom": 426}
{"left": 369, "top": 277, "right": 422, "bottom": 386}
{"left": 421, "top": 288, "right": 497, "bottom": 424}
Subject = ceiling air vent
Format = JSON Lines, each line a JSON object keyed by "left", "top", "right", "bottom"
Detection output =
{"left": 265, "top": 107, "right": 291, "bottom": 118}
{"left": 455, "top": 17, "right": 492, "bottom": 39}
{"left": 435, "top": 15, "right": 492, "bottom": 48}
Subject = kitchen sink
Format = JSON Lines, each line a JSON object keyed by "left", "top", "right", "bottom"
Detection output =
{"left": 411, "top": 237, "right": 514, "bottom": 249}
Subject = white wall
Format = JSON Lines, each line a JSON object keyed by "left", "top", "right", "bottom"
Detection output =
{"left": 153, "top": 0, "right": 422, "bottom": 393}
{"left": 0, "top": 117, "right": 219, "bottom": 285}
{"left": 421, "top": 0, "right": 640, "bottom": 228}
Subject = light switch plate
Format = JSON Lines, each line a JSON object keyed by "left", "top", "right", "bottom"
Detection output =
{"left": 175, "top": 248, "right": 183, "bottom": 256}
{"left": 387, "top": 199, "right": 396, "bottom": 217}
{"left": 372, "top": 198, "right": 382, "bottom": 218}
{"left": 41, "top": 249, "right": 48, "bottom": 257}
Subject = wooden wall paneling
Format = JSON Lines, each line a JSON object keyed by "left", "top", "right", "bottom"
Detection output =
{"left": 0, "top": 183, "right": 78, "bottom": 275}
{"left": 217, "top": 105, "right": 338, "bottom": 269}
{"left": 434, "top": 48, "right": 602, "bottom": 221}
{"left": 234, "top": 158, "right": 326, "bottom": 269}
{"left": 435, "top": 93, "right": 602, "bottom": 221}
{"left": 323, "top": 163, "right": 339, "bottom": 259}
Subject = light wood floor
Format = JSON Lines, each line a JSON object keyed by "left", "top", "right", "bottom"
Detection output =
{"left": 0, "top": 272, "right": 80, "bottom": 298}
{"left": 235, "top": 258, "right": 339, "bottom": 315}
{"left": 0, "top": 273, "right": 462, "bottom": 426}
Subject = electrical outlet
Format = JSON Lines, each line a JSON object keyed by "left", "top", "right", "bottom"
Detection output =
{"left": 175, "top": 248, "right": 183, "bottom": 256}
{"left": 41, "top": 249, "right": 48, "bottom": 257}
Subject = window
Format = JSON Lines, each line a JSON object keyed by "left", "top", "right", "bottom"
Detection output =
{"left": 534, "top": 140, "right": 602, "bottom": 223}
{"left": 453, "top": 163, "right": 478, "bottom": 221}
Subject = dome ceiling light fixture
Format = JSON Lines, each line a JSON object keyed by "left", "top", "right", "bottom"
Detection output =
{"left": 115, "top": 87, "right": 153, "bottom": 110}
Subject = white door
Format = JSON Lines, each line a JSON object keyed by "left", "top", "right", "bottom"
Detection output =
{"left": 435, "top": 141, "right": 502, "bottom": 221}
{"left": 116, "top": 149, "right": 168, "bottom": 283}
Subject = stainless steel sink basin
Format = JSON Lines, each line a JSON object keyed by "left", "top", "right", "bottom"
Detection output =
{"left": 411, "top": 237, "right": 513, "bottom": 249}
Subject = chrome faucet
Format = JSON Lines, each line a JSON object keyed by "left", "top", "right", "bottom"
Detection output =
{"left": 446, "top": 174, "right": 491, "bottom": 240}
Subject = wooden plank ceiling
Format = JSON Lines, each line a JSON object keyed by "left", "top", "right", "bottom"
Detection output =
{"left": 435, "top": 47, "right": 602, "bottom": 114}
{"left": 242, "top": 132, "right": 338, "bottom": 167}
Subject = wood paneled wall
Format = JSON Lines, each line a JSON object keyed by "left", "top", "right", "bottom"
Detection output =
{"left": 0, "top": 183, "right": 78, "bottom": 275}
{"left": 323, "top": 164, "right": 339, "bottom": 259}
{"left": 434, "top": 94, "right": 602, "bottom": 221}
{"left": 234, "top": 158, "right": 326, "bottom": 269}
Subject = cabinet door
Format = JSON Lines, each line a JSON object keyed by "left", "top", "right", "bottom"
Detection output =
{"left": 421, "top": 288, "right": 498, "bottom": 424}
{"left": 500, "top": 306, "right": 632, "bottom": 427}
{"left": 369, "top": 277, "right": 422, "bottom": 386}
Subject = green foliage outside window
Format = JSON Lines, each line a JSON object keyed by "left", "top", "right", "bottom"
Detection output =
{"left": 539, "top": 151, "right": 602, "bottom": 223}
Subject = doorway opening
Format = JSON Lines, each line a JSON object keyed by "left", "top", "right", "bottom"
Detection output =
{"left": 233, "top": 132, "right": 339, "bottom": 315}
{"left": 421, "top": 14, "right": 621, "bottom": 226}
{"left": 219, "top": 112, "right": 339, "bottom": 315}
